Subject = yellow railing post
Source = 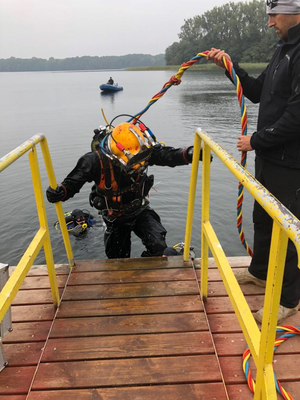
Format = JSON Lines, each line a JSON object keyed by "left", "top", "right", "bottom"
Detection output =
{"left": 0, "top": 134, "right": 74, "bottom": 324}
{"left": 185, "top": 128, "right": 300, "bottom": 400}
{"left": 28, "top": 146, "right": 60, "bottom": 306}
{"left": 40, "top": 138, "right": 74, "bottom": 267}
{"left": 0, "top": 229, "right": 46, "bottom": 322}
{"left": 184, "top": 134, "right": 201, "bottom": 262}
{"left": 200, "top": 141, "right": 212, "bottom": 301}
{"left": 254, "top": 221, "right": 288, "bottom": 400}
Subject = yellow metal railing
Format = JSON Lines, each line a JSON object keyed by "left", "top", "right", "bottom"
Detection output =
{"left": 0, "top": 134, "right": 74, "bottom": 323}
{"left": 184, "top": 128, "right": 300, "bottom": 400}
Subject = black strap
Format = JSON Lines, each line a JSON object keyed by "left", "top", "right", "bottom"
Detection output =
{"left": 97, "top": 150, "right": 114, "bottom": 200}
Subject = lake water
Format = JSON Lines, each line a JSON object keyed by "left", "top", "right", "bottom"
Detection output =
{"left": 0, "top": 69, "right": 260, "bottom": 265}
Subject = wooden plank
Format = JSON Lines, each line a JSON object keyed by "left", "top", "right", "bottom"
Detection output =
{"left": 0, "top": 396, "right": 27, "bottom": 400}
{"left": 204, "top": 295, "right": 264, "bottom": 314}
{"left": 32, "top": 355, "right": 222, "bottom": 389}
{"left": 196, "top": 267, "right": 260, "bottom": 281}
{"left": 209, "top": 314, "right": 248, "bottom": 333}
{"left": 193, "top": 256, "right": 251, "bottom": 269}
{"left": 13, "top": 289, "right": 63, "bottom": 305}
{"left": 0, "top": 366, "right": 35, "bottom": 394}
{"left": 203, "top": 257, "right": 300, "bottom": 398}
{"left": 227, "top": 383, "right": 300, "bottom": 399}
{"left": 272, "top": 381, "right": 300, "bottom": 396}
{"left": 3, "top": 321, "right": 52, "bottom": 343}
{"left": 226, "top": 383, "right": 257, "bottom": 399}
{"left": 20, "top": 275, "right": 68, "bottom": 290}
{"left": 9, "top": 265, "right": 70, "bottom": 276}
{"left": 27, "top": 265, "right": 69, "bottom": 275}
{"left": 214, "top": 332, "right": 300, "bottom": 356}
{"left": 205, "top": 281, "right": 265, "bottom": 297}
{"left": 50, "top": 312, "right": 208, "bottom": 338}
{"left": 57, "top": 295, "right": 203, "bottom": 318}
{"left": 197, "top": 269, "right": 223, "bottom": 281}
{"left": 62, "top": 281, "right": 199, "bottom": 301}
{"left": 219, "top": 354, "right": 300, "bottom": 383}
{"left": 28, "top": 383, "right": 228, "bottom": 400}
{"left": 42, "top": 331, "right": 214, "bottom": 361}
{"left": 272, "top": 382, "right": 300, "bottom": 400}
{"left": 4, "top": 342, "right": 44, "bottom": 366}
{"left": 208, "top": 311, "right": 300, "bottom": 333}
{"left": 67, "top": 268, "right": 195, "bottom": 285}
{"left": 6, "top": 255, "right": 296, "bottom": 400}
{"left": 214, "top": 333, "right": 250, "bottom": 357}
{"left": 12, "top": 304, "right": 56, "bottom": 322}
{"left": 72, "top": 256, "right": 191, "bottom": 272}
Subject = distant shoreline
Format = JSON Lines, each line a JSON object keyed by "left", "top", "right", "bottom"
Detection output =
{"left": 126, "top": 63, "right": 268, "bottom": 71}
{"left": 0, "top": 63, "right": 268, "bottom": 73}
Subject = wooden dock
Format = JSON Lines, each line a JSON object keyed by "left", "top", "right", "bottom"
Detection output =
{"left": 1, "top": 256, "right": 299, "bottom": 400}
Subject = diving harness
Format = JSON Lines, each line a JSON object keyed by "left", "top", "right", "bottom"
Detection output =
{"left": 89, "top": 115, "right": 157, "bottom": 221}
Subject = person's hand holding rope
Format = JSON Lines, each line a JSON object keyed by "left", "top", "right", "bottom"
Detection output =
{"left": 237, "top": 135, "right": 253, "bottom": 152}
{"left": 129, "top": 48, "right": 253, "bottom": 257}
{"left": 206, "top": 47, "right": 232, "bottom": 68}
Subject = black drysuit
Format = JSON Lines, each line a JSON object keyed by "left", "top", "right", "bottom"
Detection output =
{"left": 229, "top": 23, "right": 300, "bottom": 308}
{"left": 51, "top": 143, "right": 192, "bottom": 259}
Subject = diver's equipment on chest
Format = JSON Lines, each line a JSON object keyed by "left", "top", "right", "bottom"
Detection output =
{"left": 89, "top": 173, "right": 154, "bottom": 215}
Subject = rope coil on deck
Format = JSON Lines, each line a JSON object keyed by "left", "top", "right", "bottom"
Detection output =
{"left": 243, "top": 325, "right": 300, "bottom": 399}
{"left": 129, "top": 51, "right": 253, "bottom": 257}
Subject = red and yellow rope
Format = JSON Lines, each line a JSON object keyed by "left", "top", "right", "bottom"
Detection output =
{"left": 243, "top": 325, "right": 300, "bottom": 399}
{"left": 130, "top": 51, "right": 253, "bottom": 257}
{"left": 222, "top": 57, "right": 253, "bottom": 257}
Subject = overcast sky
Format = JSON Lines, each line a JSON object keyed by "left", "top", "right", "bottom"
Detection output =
{"left": 1, "top": 0, "right": 250, "bottom": 59}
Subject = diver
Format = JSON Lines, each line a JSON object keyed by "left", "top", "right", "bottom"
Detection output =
{"left": 54, "top": 209, "right": 94, "bottom": 237}
{"left": 46, "top": 117, "right": 205, "bottom": 259}
{"left": 107, "top": 77, "right": 114, "bottom": 85}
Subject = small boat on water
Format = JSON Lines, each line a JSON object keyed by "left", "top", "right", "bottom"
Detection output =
{"left": 99, "top": 83, "right": 123, "bottom": 92}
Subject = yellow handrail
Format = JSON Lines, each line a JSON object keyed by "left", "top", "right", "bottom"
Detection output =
{"left": 0, "top": 134, "right": 74, "bottom": 322}
{"left": 184, "top": 128, "right": 300, "bottom": 400}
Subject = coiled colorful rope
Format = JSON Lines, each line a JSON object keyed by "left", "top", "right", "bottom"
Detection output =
{"left": 129, "top": 52, "right": 253, "bottom": 257}
{"left": 243, "top": 325, "right": 300, "bottom": 399}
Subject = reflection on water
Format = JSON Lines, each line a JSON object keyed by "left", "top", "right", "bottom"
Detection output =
{"left": 0, "top": 69, "right": 261, "bottom": 264}
{"left": 100, "top": 90, "right": 124, "bottom": 105}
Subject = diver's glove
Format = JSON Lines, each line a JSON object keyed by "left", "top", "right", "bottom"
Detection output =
{"left": 163, "top": 242, "right": 196, "bottom": 260}
{"left": 46, "top": 185, "right": 66, "bottom": 203}
{"left": 186, "top": 146, "right": 212, "bottom": 163}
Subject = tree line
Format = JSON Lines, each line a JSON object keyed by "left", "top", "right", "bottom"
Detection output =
{"left": 165, "top": 0, "right": 277, "bottom": 65}
{"left": 0, "top": 54, "right": 165, "bottom": 72}
{"left": 1, "top": 0, "right": 277, "bottom": 72}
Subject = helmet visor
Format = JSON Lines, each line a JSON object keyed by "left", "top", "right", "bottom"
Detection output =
{"left": 106, "top": 122, "right": 154, "bottom": 172}
{"left": 127, "top": 146, "right": 152, "bottom": 167}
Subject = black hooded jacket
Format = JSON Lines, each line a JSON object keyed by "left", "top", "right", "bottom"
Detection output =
{"left": 228, "top": 23, "right": 300, "bottom": 169}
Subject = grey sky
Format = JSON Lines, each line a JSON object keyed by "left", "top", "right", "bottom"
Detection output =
{"left": 1, "top": 0, "right": 250, "bottom": 59}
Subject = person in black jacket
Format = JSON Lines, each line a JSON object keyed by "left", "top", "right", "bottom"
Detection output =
{"left": 46, "top": 121, "right": 202, "bottom": 259}
{"left": 207, "top": 0, "right": 300, "bottom": 324}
